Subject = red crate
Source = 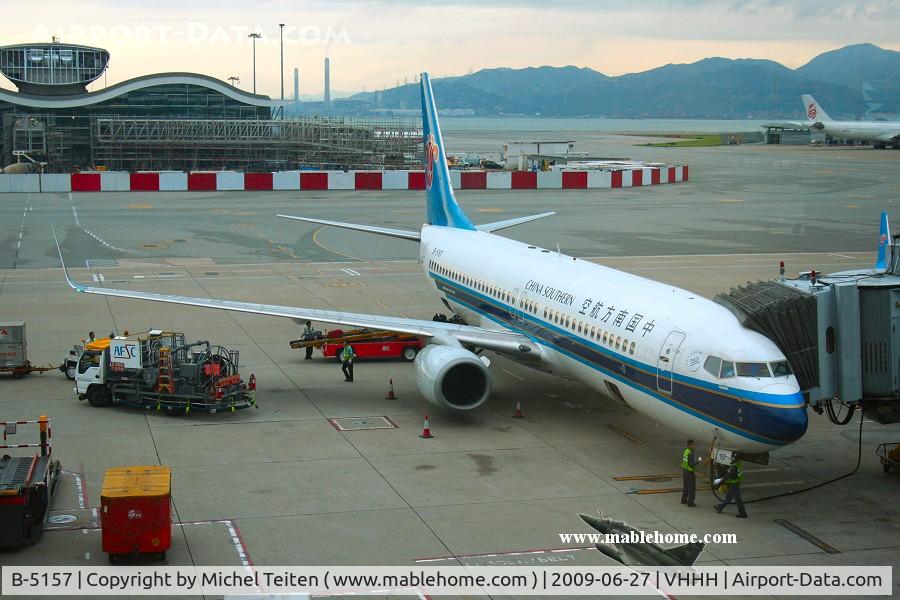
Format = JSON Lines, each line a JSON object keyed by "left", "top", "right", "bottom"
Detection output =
{"left": 71, "top": 173, "right": 101, "bottom": 192}
{"left": 407, "top": 171, "right": 426, "bottom": 190}
{"left": 562, "top": 171, "right": 587, "bottom": 189}
{"left": 244, "top": 172, "right": 273, "bottom": 191}
{"left": 460, "top": 171, "right": 486, "bottom": 189}
{"left": 130, "top": 173, "right": 159, "bottom": 191}
{"left": 101, "top": 466, "right": 171, "bottom": 560}
{"left": 511, "top": 171, "right": 537, "bottom": 189}
{"left": 355, "top": 172, "right": 382, "bottom": 190}
{"left": 301, "top": 172, "right": 328, "bottom": 190}
{"left": 187, "top": 172, "right": 217, "bottom": 191}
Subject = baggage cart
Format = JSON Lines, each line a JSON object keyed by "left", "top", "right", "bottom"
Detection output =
{"left": 101, "top": 465, "right": 171, "bottom": 563}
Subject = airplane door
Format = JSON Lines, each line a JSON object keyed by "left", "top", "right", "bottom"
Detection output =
{"left": 656, "top": 331, "right": 686, "bottom": 394}
{"left": 513, "top": 288, "right": 525, "bottom": 323}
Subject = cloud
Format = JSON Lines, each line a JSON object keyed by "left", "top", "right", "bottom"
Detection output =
{"left": 0, "top": 0, "right": 897, "bottom": 94}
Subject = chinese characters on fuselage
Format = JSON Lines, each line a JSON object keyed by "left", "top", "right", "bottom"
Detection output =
{"left": 525, "top": 279, "right": 655, "bottom": 338}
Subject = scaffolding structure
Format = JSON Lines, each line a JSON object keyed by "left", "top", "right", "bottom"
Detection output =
{"left": 2, "top": 113, "right": 422, "bottom": 172}
{"left": 90, "top": 115, "right": 421, "bottom": 172}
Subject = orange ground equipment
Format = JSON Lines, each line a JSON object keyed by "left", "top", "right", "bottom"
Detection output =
{"left": 101, "top": 466, "right": 171, "bottom": 563}
{"left": 290, "top": 328, "right": 424, "bottom": 362}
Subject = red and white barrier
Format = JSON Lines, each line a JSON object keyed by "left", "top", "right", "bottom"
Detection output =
{"left": 0, "top": 166, "right": 688, "bottom": 193}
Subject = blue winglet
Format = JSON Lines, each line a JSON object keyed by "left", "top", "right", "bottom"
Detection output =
{"left": 420, "top": 73, "right": 475, "bottom": 230}
{"left": 875, "top": 210, "right": 891, "bottom": 272}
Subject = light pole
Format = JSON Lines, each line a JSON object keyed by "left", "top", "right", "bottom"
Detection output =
{"left": 227, "top": 76, "right": 240, "bottom": 87}
{"left": 279, "top": 24, "right": 285, "bottom": 101}
{"left": 248, "top": 32, "right": 261, "bottom": 93}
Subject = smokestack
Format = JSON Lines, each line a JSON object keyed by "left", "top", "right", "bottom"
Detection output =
{"left": 293, "top": 68, "right": 299, "bottom": 101}
{"left": 324, "top": 57, "right": 331, "bottom": 107}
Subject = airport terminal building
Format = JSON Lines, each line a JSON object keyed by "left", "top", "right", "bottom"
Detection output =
{"left": 0, "top": 42, "right": 420, "bottom": 172}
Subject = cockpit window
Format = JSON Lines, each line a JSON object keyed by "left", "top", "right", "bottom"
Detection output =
{"left": 770, "top": 361, "right": 792, "bottom": 376}
{"left": 720, "top": 361, "right": 735, "bottom": 378}
{"left": 736, "top": 362, "right": 771, "bottom": 378}
{"left": 703, "top": 356, "right": 721, "bottom": 377}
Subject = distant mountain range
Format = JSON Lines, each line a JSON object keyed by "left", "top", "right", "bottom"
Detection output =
{"left": 351, "top": 44, "right": 900, "bottom": 119}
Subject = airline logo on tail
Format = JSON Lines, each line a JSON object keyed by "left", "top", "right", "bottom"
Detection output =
{"left": 807, "top": 103, "right": 817, "bottom": 120}
{"left": 424, "top": 134, "right": 438, "bottom": 190}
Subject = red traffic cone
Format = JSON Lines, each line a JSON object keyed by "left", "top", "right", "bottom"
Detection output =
{"left": 420, "top": 415, "right": 434, "bottom": 439}
{"left": 385, "top": 378, "right": 398, "bottom": 400}
{"left": 513, "top": 400, "right": 523, "bottom": 419}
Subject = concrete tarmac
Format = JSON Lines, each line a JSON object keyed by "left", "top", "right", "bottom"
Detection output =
{"left": 0, "top": 141, "right": 898, "bottom": 599}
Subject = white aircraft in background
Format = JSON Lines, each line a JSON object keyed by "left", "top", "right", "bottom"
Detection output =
{"left": 803, "top": 94, "right": 900, "bottom": 148}
{"left": 58, "top": 73, "right": 809, "bottom": 455}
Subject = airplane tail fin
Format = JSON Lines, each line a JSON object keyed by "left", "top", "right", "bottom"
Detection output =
{"left": 664, "top": 541, "right": 705, "bottom": 566}
{"left": 802, "top": 94, "right": 831, "bottom": 122}
{"left": 875, "top": 210, "right": 892, "bottom": 272}
{"left": 420, "top": 73, "right": 475, "bottom": 230}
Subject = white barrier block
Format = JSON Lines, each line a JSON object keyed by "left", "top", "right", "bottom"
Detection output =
{"left": 382, "top": 171, "right": 409, "bottom": 190}
{"left": 643, "top": 168, "right": 655, "bottom": 185}
{"left": 0, "top": 175, "right": 10, "bottom": 193}
{"left": 587, "top": 170, "right": 611, "bottom": 188}
{"left": 656, "top": 168, "right": 668, "bottom": 184}
{"left": 621, "top": 169, "right": 633, "bottom": 187}
{"left": 40, "top": 174, "right": 72, "bottom": 192}
{"left": 273, "top": 171, "right": 300, "bottom": 190}
{"left": 100, "top": 171, "right": 130, "bottom": 191}
{"left": 328, "top": 171, "right": 355, "bottom": 190}
{"left": 449, "top": 170, "right": 461, "bottom": 189}
{"left": 536, "top": 171, "right": 562, "bottom": 189}
{"left": 486, "top": 171, "right": 511, "bottom": 190}
{"left": 8, "top": 174, "right": 40, "bottom": 192}
{"left": 216, "top": 172, "right": 244, "bottom": 191}
{"left": 675, "top": 166, "right": 685, "bottom": 182}
{"left": 159, "top": 172, "right": 187, "bottom": 191}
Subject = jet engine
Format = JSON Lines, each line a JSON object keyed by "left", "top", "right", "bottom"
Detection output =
{"left": 414, "top": 344, "right": 490, "bottom": 410}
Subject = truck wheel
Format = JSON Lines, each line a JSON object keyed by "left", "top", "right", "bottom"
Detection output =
{"left": 65, "top": 365, "right": 77, "bottom": 380}
{"left": 87, "top": 387, "right": 112, "bottom": 407}
{"left": 12, "top": 370, "right": 24, "bottom": 379}
{"left": 164, "top": 407, "right": 186, "bottom": 417}
{"left": 402, "top": 347, "right": 418, "bottom": 362}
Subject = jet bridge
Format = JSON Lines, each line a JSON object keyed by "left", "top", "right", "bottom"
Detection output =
{"left": 715, "top": 247, "right": 900, "bottom": 426}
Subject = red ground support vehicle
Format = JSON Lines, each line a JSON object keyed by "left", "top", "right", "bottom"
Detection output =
{"left": 290, "top": 328, "right": 425, "bottom": 362}
{"left": 101, "top": 466, "right": 171, "bottom": 563}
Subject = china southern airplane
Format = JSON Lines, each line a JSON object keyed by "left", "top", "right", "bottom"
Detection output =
{"left": 803, "top": 94, "right": 900, "bottom": 149}
{"left": 57, "top": 73, "right": 808, "bottom": 455}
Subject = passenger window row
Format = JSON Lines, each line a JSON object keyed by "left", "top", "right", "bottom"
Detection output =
{"left": 428, "top": 260, "right": 637, "bottom": 357}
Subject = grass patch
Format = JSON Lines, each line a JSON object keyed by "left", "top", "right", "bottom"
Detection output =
{"left": 643, "top": 134, "right": 723, "bottom": 148}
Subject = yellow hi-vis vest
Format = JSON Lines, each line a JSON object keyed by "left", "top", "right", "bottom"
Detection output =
{"left": 341, "top": 346, "right": 354, "bottom": 362}
{"left": 726, "top": 460, "right": 744, "bottom": 484}
{"left": 681, "top": 448, "right": 694, "bottom": 472}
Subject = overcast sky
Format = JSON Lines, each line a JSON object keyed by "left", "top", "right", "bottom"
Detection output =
{"left": 1, "top": 0, "right": 897, "bottom": 97}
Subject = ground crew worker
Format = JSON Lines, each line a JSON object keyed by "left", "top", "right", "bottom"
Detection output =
{"left": 88, "top": 331, "right": 96, "bottom": 342}
{"left": 340, "top": 341, "right": 356, "bottom": 382}
{"left": 303, "top": 321, "right": 315, "bottom": 360}
{"left": 714, "top": 459, "right": 748, "bottom": 518}
{"left": 680, "top": 439, "right": 700, "bottom": 507}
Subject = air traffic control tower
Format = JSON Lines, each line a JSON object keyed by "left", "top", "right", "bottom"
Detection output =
{"left": 0, "top": 42, "right": 110, "bottom": 96}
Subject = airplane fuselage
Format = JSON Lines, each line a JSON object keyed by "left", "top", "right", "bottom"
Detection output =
{"left": 420, "top": 225, "right": 808, "bottom": 453}
{"left": 816, "top": 120, "right": 900, "bottom": 144}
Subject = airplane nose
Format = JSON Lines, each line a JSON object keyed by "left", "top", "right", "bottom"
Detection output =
{"left": 779, "top": 403, "right": 808, "bottom": 444}
{"left": 755, "top": 385, "right": 808, "bottom": 445}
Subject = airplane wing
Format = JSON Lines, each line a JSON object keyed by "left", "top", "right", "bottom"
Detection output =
{"left": 56, "top": 238, "right": 536, "bottom": 355}
{"left": 476, "top": 212, "right": 556, "bottom": 233}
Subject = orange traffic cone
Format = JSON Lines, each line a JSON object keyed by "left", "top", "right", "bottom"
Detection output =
{"left": 385, "top": 378, "right": 398, "bottom": 400}
{"left": 513, "top": 400, "right": 523, "bottom": 419}
{"left": 420, "top": 415, "right": 434, "bottom": 439}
